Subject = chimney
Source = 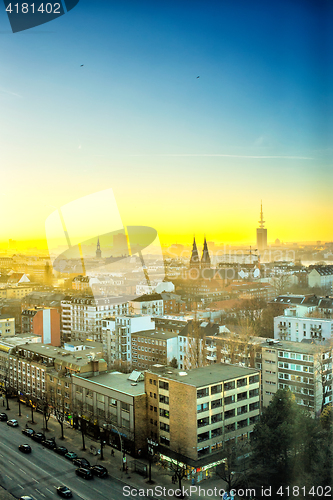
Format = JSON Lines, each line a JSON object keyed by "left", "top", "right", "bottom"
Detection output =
{"left": 92, "top": 359, "right": 99, "bottom": 377}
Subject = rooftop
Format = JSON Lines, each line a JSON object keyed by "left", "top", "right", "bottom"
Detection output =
{"left": 73, "top": 371, "right": 146, "bottom": 396}
{"left": 148, "top": 363, "right": 259, "bottom": 388}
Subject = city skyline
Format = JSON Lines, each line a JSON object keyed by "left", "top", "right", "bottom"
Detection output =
{"left": 0, "top": 1, "right": 332, "bottom": 247}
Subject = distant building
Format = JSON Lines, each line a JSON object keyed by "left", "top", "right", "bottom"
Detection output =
{"left": 308, "top": 265, "right": 333, "bottom": 289}
{"left": 21, "top": 307, "right": 60, "bottom": 346}
{"left": 256, "top": 201, "right": 267, "bottom": 252}
{"left": 96, "top": 238, "right": 102, "bottom": 259}
{"left": 129, "top": 293, "right": 164, "bottom": 316}
{"left": 274, "top": 314, "right": 333, "bottom": 343}
{"left": 0, "top": 315, "right": 15, "bottom": 337}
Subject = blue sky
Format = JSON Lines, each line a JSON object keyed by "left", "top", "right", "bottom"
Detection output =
{"left": 0, "top": 0, "right": 332, "bottom": 245}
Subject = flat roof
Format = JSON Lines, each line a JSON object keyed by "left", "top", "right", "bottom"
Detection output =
{"left": 73, "top": 371, "right": 146, "bottom": 396}
{"left": 132, "top": 329, "right": 177, "bottom": 340}
{"left": 148, "top": 363, "right": 259, "bottom": 388}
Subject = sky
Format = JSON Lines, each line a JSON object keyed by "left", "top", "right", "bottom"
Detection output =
{"left": 0, "top": 0, "right": 332, "bottom": 249}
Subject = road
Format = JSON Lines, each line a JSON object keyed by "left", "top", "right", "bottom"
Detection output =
{"left": 0, "top": 422, "right": 136, "bottom": 500}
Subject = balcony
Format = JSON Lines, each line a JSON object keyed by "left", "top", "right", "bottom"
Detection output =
{"left": 207, "top": 355, "right": 217, "bottom": 361}
{"left": 206, "top": 345, "right": 216, "bottom": 352}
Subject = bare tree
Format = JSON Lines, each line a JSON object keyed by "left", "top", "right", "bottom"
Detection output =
{"left": 184, "top": 319, "right": 206, "bottom": 369}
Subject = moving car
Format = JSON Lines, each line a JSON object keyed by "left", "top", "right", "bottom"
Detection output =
{"left": 22, "top": 428, "right": 34, "bottom": 437}
{"left": 64, "top": 451, "right": 78, "bottom": 460}
{"left": 0, "top": 413, "right": 8, "bottom": 421}
{"left": 7, "top": 419, "right": 18, "bottom": 427}
{"left": 75, "top": 467, "right": 93, "bottom": 480}
{"left": 56, "top": 486, "right": 72, "bottom": 498}
{"left": 90, "top": 464, "right": 108, "bottom": 478}
{"left": 73, "top": 457, "right": 90, "bottom": 468}
{"left": 54, "top": 446, "right": 68, "bottom": 455}
{"left": 18, "top": 444, "right": 32, "bottom": 454}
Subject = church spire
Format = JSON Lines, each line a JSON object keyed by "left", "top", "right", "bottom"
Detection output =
{"left": 96, "top": 237, "right": 102, "bottom": 259}
{"left": 190, "top": 237, "right": 200, "bottom": 268}
{"left": 201, "top": 236, "right": 211, "bottom": 269}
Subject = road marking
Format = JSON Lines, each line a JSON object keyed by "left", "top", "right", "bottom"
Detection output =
{"left": 46, "top": 489, "right": 53, "bottom": 494}
{"left": 32, "top": 478, "right": 39, "bottom": 482}
{"left": 5, "top": 475, "right": 12, "bottom": 480}
{"left": 35, "top": 490, "right": 45, "bottom": 497}
{"left": 19, "top": 468, "right": 27, "bottom": 474}
{"left": 8, "top": 460, "right": 14, "bottom": 465}
{"left": 17, "top": 484, "right": 24, "bottom": 489}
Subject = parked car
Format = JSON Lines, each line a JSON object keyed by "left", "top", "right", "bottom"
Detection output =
{"left": 0, "top": 413, "right": 8, "bottom": 421}
{"left": 75, "top": 468, "right": 93, "bottom": 480}
{"left": 7, "top": 419, "right": 18, "bottom": 427}
{"left": 19, "top": 497, "right": 34, "bottom": 500}
{"left": 32, "top": 432, "right": 45, "bottom": 443}
{"left": 73, "top": 457, "right": 90, "bottom": 468}
{"left": 22, "top": 428, "right": 34, "bottom": 437}
{"left": 90, "top": 465, "right": 108, "bottom": 478}
{"left": 54, "top": 446, "right": 68, "bottom": 456}
{"left": 43, "top": 439, "right": 56, "bottom": 449}
{"left": 64, "top": 451, "right": 78, "bottom": 460}
{"left": 56, "top": 486, "right": 72, "bottom": 498}
{"left": 18, "top": 444, "right": 32, "bottom": 454}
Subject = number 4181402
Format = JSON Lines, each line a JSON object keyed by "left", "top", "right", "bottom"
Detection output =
{"left": 277, "top": 486, "right": 331, "bottom": 496}
{"left": 6, "top": 3, "right": 61, "bottom": 14}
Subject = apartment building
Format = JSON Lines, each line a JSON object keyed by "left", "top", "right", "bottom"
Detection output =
{"left": 274, "top": 314, "right": 333, "bottom": 342}
{"left": 145, "top": 364, "right": 260, "bottom": 480}
{"left": 72, "top": 371, "right": 148, "bottom": 455}
{"left": 8, "top": 343, "right": 106, "bottom": 411}
{"left": 0, "top": 315, "right": 15, "bottom": 337}
{"left": 261, "top": 339, "right": 332, "bottom": 413}
{"left": 0, "top": 285, "right": 35, "bottom": 300}
{"left": 21, "top": 307, "right": 60, "bottom": 346}
{"left": 102, "top": 315, "right": 155, "bottom": 367}
{"left": 308, "top": 265, "right": 333, "bottom": 289}
{"left": 61, "top": 295, "right": 129, "bottom": 343}
{"left": 131, "top": 329, "right": 178, "bottom": 370}
{"left": 129, "top": 294, "right": 164, "bottom": 316}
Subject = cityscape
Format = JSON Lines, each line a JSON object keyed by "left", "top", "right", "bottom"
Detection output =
{"left": 1, "top": 1, "right": 332, "bottom": 500}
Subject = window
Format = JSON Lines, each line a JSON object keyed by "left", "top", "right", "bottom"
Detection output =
{"left": 237, "top": 391, "right": 247, "bottom": 402}
{"left": 159, "top": 381, "right": 169, "bottom": 390}
{"left": 225, "top": 423, "right": 235, "bottom": 433}
{"left": 159, "top": 409, "right": 169, "bottom": 418}
{"left": 211, "top": 398, "right": 222, "bottom": 409}
{"left": 237, "top": 405, "right": 248, "bottom": 415}
{"left": 224, "top": 409, "right": 235, "bottom": 419}
{"left": 160, "top": 422, "right": 170, "bottom": 432}
{"left": 197, "top": 388, "right": 209, "bottom": 398}
{"left": 211, "top": 413, "right": 222, "bottom": 423}
{"left": 211, "top": 427, "right": 223, "bottom": 437}
{"left": 159, "top": 395, "right": 169, "bottom": 404}
{"left": 121, "top": 402, "right": 130, "bottom": 412}
{"left": 197, "top": 417, "right": 209, "bottom": 427}
{"left": 224, "top": 395, "right": 235, "bottom": 405}
{"left": 211, "top": 384, "right": 222, "bottom": 395}
{"left": 197, "top": 402, "right": 209, "bottom": 413}
{"left": 249, "top": 388, "right": 259, "bottom": 398}
{"left": 160, "top": 436, "right": 170, "bottom": 446}
{"left": 224, "top": 381, "right": 235, "bottom": 391}
{"left": 237, "top": 378, "right": 247, "bottom": 388}
{"left": 198, "top": 431, "right": 210, "bottom": 442}
{"left": 249, "top": 401, "right": 259, "bottom": 411}
{"left": 249, "top": 375, "right": 259, "bottom": 384}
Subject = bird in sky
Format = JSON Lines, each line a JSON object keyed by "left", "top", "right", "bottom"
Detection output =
{"left": 80, "top": 64, "right": 84, "bottom": 67}
{"left": 197, "top": 76, "right": 200, "bottom": 78}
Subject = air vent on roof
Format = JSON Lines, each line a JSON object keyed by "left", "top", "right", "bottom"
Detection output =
{"left": 131, "top": 383, "right": 137, "bottom": 386}
{"left": 179, "top": 372, "right": 187, "bottom": 376}
{"left": 167, "top": 371, "right": 173, "bottom": 374}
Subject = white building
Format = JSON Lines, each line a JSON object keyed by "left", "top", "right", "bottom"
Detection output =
{"left": 102, "top": 314, "right": 155, "bottom": 367}
{"left": 274, "top": 314, "right": 333, "bottom": 343}
{"left": 308, "top": 266, "right": 333, "bottom": 289}
{"left": 61, "top": 296, "right": 129, "bottom": 343}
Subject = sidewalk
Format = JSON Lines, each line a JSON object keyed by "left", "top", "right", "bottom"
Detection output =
{"left": 2, "top": 397, "right": 232, "bottom": 500}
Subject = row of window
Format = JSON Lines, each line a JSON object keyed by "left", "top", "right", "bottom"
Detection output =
{"left": 278, "top": 351, "right": 314, "bottom": 362}
{"left": 278, "top": 362, "right": 314, "bottom": 373}
{"left": 133, "top": 338, "right": 166, "bottom": 346}
{"left": 197, "top": 377, "right": 259, "bottom": 399}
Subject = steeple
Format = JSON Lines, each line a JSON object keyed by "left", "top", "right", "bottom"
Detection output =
{"left": 201, "top": 237, "right": 211, "bottom": 269}
{"left": 258, "top": 200, "right": 265, "bottom": 228}
{"left": 96, "top": 237, "right": 102, "bottom": 259}
{"left": 190, "top": 237, "right": 200, "bottom": 268}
